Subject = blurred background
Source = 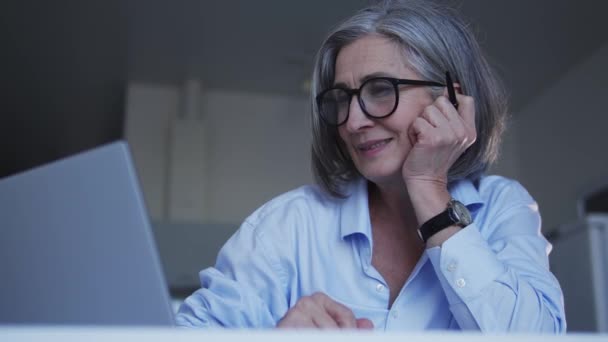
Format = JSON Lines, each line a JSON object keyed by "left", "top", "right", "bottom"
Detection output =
{"left": 2, "top": 0, "right": 608, "bottom": 332}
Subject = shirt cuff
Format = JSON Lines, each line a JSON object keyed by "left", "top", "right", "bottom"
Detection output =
{"left": 427, "top": 223, "right": 507, "bottom": 305}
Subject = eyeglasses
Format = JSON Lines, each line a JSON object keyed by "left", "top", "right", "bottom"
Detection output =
{"left": 316, "top": 76, "right": 445, "bottom": 126}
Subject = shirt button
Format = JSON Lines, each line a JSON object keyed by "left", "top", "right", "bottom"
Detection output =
{"left": 376, "top": 283, "right": 385, "bottom": 292}
{"left": 392, "top": 310, "right": 399, "bottom": 319}
{"left": 447, "top": 263, "right": 457, "bottom": 272}
{"left": 456, "top": 278, "right": 466, "bottom": 288}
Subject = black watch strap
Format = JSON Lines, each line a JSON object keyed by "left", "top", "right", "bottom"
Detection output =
{"left": 418, "top": 199, "right": 471, "bottom": 243}
{"left": 418, "top": 210, "right": 456, "bottom": 243}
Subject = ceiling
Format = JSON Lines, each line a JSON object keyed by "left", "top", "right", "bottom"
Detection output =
{"left": 126, "top": 0, "right": 608, "bottom": 112}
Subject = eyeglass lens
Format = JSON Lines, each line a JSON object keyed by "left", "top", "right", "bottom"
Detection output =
{"left": 319, "top": 78, "right": 397, "bottom": 125}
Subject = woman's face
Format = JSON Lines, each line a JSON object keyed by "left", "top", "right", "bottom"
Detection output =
{"left": 334, "top": 34, "right": 434, "bottom": 185}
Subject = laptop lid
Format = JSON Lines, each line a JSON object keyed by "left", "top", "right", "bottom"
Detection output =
{"left": 0, "top": 141, "right": 174, "bottom": 325}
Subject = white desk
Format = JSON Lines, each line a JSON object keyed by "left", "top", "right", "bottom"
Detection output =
{"left": 0, "top": 327, "right": 604, "bottom": 342}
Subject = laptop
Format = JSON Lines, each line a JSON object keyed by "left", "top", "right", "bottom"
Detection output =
{"left": 0, "top": 141, "right": 175, "bottom": 325}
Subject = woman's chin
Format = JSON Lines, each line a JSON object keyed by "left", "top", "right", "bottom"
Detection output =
{"left": 359, "top": 167, "right": 403, "bottom": 186}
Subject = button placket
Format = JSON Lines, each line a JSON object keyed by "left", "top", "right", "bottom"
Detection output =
{"left": 391, "top": 309, "right": 399, "bottom": 319}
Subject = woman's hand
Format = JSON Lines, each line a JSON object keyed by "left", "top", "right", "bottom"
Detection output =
{"left": 276, "top": 292, "right": 374, "bottom": 329}
{"left": 402, "top": 93, "right": 476, "bottom": 233}
{"left": 403, "top": 93, "right": 476, "bottom": 186}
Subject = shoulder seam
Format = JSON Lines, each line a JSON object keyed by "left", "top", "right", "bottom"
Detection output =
{"left": 243, "top": 220, "right": 290, "bottom": 290}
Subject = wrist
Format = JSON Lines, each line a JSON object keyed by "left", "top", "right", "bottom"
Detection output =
{"left": 405, "top": 180, "right": 451, "bottom": 225}
{"left": 403, "top": 175, "right": 447, "bottom": 189}
{"left": 417, "top": 199, "right": 472, "bottom": 246}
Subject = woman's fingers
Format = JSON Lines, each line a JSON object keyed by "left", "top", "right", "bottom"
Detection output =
{"left": 277, "top": 292, "right": 371, "bottom": 330}
{"left": 311, "top": 309, "right": 341, "bottom": 329}
{"left": 409, "top": 116, "right": 435, "bottom": 146}
{"left": 402, "top": 93, "right": 478, "bottom": 182}
{"left": 438, "top": 89, "right": 476, "bottom": 138}
{"left": 356, "top": 318, "right": 375, "bottom": 329}
{"left": 321, "top": 294, "right": 360, "bottom": 328}
{"left": 434, "top": 95, "right": 476, "bottom": 147}
{"left": 433, "top": 96, "right": 471, "bottom": 147}
{"left": 455, "top": 93, "right": 477, "bottom": 141}
{"left": 421, "top": 105, "right": 449, "bottom": 128}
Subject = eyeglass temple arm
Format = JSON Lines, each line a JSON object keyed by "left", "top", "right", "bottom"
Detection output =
{"left": 396, "top": 74, "right": 459, "bottom": 109}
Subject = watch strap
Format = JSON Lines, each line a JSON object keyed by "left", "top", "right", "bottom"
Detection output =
{"left": 418, "top": 208, "right": 456, "bottom": 243}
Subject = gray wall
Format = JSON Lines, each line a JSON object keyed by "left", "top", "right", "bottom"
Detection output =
{"left": 500, "top": 42, "right": 608, "bottom": 232}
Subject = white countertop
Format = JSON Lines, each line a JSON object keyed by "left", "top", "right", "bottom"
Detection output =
{"left": 0, "top": 327, "right": 603, "bottom": 342}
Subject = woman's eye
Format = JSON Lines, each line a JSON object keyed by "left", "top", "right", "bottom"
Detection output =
{"left": 367, "top": 85, "right": 392, "bottom": 97}
{"left": 336, "top": 93, "right": 350, "bottom": 104}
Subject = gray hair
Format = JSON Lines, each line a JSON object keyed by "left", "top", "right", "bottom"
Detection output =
{"left": 310, "top": 0, "right": 508, "bottom": 197}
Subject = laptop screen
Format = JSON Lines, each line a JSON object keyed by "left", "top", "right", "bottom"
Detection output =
{"left": 0, "top": 141, "right": 174, "bottom": 325}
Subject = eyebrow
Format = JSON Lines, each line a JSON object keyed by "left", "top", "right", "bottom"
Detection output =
{"left": 333, "top": 71, "right": 396, "bottom": 88}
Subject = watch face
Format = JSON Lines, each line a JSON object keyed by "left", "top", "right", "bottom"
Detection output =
{"left": 450, "top": 200, "right": 472, "bottom": 226}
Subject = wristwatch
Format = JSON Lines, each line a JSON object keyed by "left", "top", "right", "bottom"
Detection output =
{"left": 418, "top": 199, "right": 472, "bottom": 243}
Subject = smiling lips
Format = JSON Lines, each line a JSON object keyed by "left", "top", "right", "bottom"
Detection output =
{"left": 356, "top": 138, "right": 393, "bottom": 154}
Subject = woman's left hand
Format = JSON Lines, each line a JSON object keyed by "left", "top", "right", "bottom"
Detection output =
{"left": 401, "top": 93, "right": 476, "bottom": 241}
{"left": 402, "top": 93, "right": 477, "bottom": 187}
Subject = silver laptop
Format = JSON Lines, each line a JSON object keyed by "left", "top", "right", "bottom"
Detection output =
{"left": 0, "top": 141, "right": 174, "bottom": 325}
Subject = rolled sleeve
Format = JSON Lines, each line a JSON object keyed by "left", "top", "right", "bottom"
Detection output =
{"left": 428, "top": 223, "right": 507, "bottom": 305}
{"left": 428, "top": 178, "right": 566, "bottom": 332}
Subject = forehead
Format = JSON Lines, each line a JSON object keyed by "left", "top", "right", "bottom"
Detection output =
{"left": 334, "top": 34, "right": 413, "bottom": 85}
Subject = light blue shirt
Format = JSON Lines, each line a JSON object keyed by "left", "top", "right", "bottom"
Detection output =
{"left": 176, "top": 175, "right": 566, "bottom": 332}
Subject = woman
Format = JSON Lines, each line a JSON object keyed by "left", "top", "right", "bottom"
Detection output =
{"left": 176, "top": 0, "right": 566, "bottom": 332}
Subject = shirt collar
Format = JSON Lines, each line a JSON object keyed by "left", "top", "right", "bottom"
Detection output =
{"left": 339, "top": 177, "right": 486, "bottom": 240}
{"left": 339, "top": 178, "right": 372, "bottom": 240}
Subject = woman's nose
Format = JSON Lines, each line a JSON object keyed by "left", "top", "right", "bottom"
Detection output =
{"left": 344, "top": 96, "right": 374, "bottom": 132}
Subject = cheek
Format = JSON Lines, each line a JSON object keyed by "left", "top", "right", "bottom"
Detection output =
{"left": 397, "top": 90, "right": 434, "bottom": 121}
{"left": 391, "top": 96, "right": 431, "bottom": 133}
{"left": 387, "top": 111, "right": 417, "bottom": 137}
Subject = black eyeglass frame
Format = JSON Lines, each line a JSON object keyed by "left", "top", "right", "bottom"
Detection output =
{"left": 316, "top": 76, "right": 446, "bottom": 127}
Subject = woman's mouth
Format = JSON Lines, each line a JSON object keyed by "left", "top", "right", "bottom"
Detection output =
{"left": 357, "top": 138, "right": 392, "bottom": 154}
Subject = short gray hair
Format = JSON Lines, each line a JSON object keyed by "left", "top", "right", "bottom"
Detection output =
{"left": 310, "top": 0, "right": 508, "bottom": 197}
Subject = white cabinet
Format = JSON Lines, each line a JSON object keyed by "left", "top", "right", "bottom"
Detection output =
{"left": 124, "top": 80, "right": 207, "bottom": 222}
{"left": 550, "top": 214, "right": 608, "bottom": 332}
{"left": 124, "top": 82, "right": 313, "bottom": 225}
